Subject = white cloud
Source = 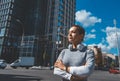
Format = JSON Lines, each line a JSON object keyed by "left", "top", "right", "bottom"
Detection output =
{"left": 97, "top": 26, "right": 120, "bottom": 53}
{"left": 101, "top": 29, "right": 106, "bottom": 32}
{"left": 101, "top": 38, "right": 106, "bottom": 43}
{"left": 75, "top": 10, "right": 102, "bottom": 27}
{"left": 97, "top": 43, "right": 110, "bottom": 53}
{"left": 91, "top": 29, "right": 96, "bottom": 33}
{"left": 89, "top": 43, "right": 110, "bottom": 53}
{"left": 106, "top": 26, "right": 120, "bottom": 48}
{"left": 85, "top": 33, "right": 96, "bottom": 40}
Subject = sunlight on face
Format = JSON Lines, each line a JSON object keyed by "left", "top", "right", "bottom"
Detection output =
{"left": 68, "top": 26, "right": 83, "bottom": 44}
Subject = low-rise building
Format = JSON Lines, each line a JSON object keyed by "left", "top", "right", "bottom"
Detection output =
{"left": 88, "top": 45, "right": 103, "bottom": 68}
{"left": 88, "top": 45, "right": 117, "bottom": 69}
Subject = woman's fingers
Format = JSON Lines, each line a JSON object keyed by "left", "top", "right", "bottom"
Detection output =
{"left": 54, "top": 60, "right": 61, "bottom": 67}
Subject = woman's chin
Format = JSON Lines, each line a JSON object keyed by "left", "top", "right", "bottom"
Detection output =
{"left": 68, "top": 41, "right": 73, "bottom": 43}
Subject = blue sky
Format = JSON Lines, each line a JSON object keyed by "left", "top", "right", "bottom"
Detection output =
{"left": 75, "top": 0, "right": 120, "bottom": 55}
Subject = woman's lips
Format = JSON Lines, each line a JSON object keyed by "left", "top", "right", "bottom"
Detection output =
{"left": 68, "top": 37, "right": 72, "bottom": 40}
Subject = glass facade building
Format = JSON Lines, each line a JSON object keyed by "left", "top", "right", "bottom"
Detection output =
{"left": 0, "top": 0, "right": 76, "bottom": 66}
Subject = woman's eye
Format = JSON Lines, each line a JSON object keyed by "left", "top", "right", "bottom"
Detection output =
{"left": 72, "top": 31, "right": 76, "bottom": 33}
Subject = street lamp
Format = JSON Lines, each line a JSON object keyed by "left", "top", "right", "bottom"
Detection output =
{"left": 56, "top": 27, "right": 61, "bottom": 59}
{"left": 56, "top": 26, "right": 67, "bottom": 59}
{"left": 113, "top": 19, "right": 120, "bottom": 70}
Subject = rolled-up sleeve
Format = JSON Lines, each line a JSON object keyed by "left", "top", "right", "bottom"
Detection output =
{"left": 69, "top": 49, "right": 95, "bottom": 77}
{"left": 53, "top": 49, "right": 72, "bottom": 80}
{"left": 54, "top": 67, "right": 72, "bottom": 80}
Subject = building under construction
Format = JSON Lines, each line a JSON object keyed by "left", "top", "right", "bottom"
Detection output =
{"left": 0, "top": 0, "right": 76, "bottom": 66}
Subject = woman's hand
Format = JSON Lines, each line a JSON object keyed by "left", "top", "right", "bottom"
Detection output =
{"left": 70, "top": 75, "right": 87, "bottom": 81}
{"left": 54, "top": 60, "right": 87, "bottom": 81}
{"left": 54, "top": 60, "right": 66, "bottom": 70}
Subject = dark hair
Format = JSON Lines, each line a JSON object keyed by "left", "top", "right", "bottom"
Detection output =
{"left": 71, "top": 25, "right": 85, "bottom": 41}
{"left": 72, "top": 25, "right": 85, "bottom": 35}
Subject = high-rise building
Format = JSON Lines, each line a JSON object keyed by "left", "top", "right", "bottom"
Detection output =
{"left": 0, "top": 0, "right": 76, "bottom": 66}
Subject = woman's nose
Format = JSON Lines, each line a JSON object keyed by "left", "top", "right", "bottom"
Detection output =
{"left": 68, "top": 33, "right": 72, "bottom": 36}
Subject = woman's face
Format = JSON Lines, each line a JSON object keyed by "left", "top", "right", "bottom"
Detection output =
{"left": 68, "top": 26, "right": 83, "bottom": 44}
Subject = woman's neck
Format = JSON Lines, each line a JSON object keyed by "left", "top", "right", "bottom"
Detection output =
{"left": 72, "top": 44, "right": 77, "bottom": 48}
{"left": 72, "top": 42, "right": 81, "bottom": 48}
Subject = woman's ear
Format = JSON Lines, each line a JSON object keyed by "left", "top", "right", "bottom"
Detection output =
{"left": 79, "top": 34, "right": 84, "bottom": 41}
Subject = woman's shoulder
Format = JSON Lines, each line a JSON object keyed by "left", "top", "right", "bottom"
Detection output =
{"left": 86, "top": 47, "right": 95, "bottom": 56}
{"left": 86, "top": 47, "right": 94, "bottom": 52}
{"left": 61, "top": 48, "right": 69, "bottom": 53}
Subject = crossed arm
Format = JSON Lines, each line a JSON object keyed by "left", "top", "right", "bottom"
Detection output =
{"left": 53, "top": 50, "right": 95, "bottom": 81}
{"left": 54, "top": 60, "right": 87, "bottom": 81}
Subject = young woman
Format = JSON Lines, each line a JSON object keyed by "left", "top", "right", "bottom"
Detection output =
{"left": 54, "top": 25, "right": 95, "bottom": 81}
